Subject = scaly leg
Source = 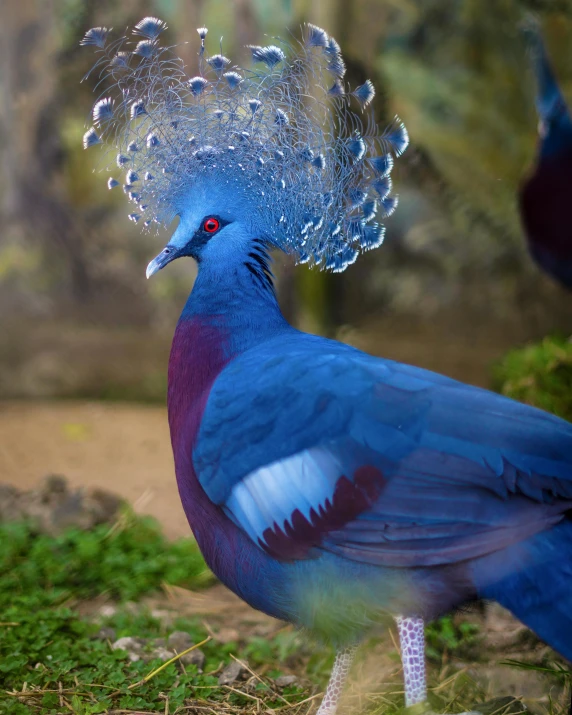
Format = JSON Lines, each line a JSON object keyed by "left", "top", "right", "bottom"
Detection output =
{"left": 396, "top": 616, "right": 481, "bottom": 715}
{"left": 316, "top": 646, "right": 357, "bottom": 715}
{"left": 396, "top": 616, "right": 428, "bottom": 708}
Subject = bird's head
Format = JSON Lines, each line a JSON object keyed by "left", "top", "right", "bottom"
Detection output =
{"left": 81, "top": 18, "right": 408, "bottom": 277}
{"left": 145, "top": 178, "right": 261, "bottom": 278}
{"left": 523, "top": 19, "right": 572, "bottom": 147}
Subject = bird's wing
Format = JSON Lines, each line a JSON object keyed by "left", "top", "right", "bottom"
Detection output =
{"left": 194, "top": 333, "right": 572, "bottom": 566}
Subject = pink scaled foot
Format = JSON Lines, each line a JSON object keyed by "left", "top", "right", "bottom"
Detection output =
{"left": 396, "top": 616, "right": 481, "bottom": 715}
{"left": 315, "top": 646, "right": 357, "bottom": 715}
{"left": 396, "top": 615, "right": 427, "bottom": 708}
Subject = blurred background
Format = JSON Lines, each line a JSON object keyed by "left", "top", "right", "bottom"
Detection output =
{"left": 1, "top": 0, "right": 571, "bottom": 530}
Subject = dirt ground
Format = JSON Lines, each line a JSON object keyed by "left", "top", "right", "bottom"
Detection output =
{"left": 0, "top": 400, "right": 189, "bottom": 540}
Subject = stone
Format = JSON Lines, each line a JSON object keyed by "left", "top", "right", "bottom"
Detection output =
{"left": 274, "top": 675, "right": 298, "bottom": 688}
{"left": 87, "top": 488, "right": 123, "bottom": 525}
{"left": 218, "top": 660, "right": 245, "bottom": 686}
{"left": 167, "top": 631, "right": 193, "bottom": 652}
{"left": 181, "top": 648, "right": 205, "bottom": 671}
{"left": 0, "top": 477, "right": 123, "bottom": 534}
{"left": 146, "top": 646, "right": 174, "bottom": 663}
{"left": 112, "top": 636, "right": 146, "bottom": 662}
{"left": 93, "top": 627, "right": 116, "bottom": 641}
{"left": 39, "top": 474, "right": 68, "bottom": 501}
{"left": 99, "top": 605, "right": 117, "bottom": 618}
{"left": 0, "top": 484, "right": 22, "bottom": 521}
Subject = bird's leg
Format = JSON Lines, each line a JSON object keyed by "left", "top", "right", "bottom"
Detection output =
{"left": 315, "top": 646, "right": 357, "bottom": 715}
{"left": 395, "top": 615, "right": 428, "bottom": 710}
{"left": 396, "top": 617, "right": 481, "bottom": 715}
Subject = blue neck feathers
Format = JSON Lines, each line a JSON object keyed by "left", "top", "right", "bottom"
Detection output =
{"left": 179, "top": 241, "right": 291, "bottom": 353}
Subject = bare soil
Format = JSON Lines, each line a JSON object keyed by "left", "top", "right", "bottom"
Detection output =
{"left": 0, "top": 401, "right": 188, "bottom": 540}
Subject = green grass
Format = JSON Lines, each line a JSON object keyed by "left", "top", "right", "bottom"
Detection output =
{"left": 0, "top": 514, "right": 213, "bottom": 605}
{"left": 492, "top": 335, "right": 572, "bottom": 421}
{"left": 1, "top": 609, "right": 309, "bottom": 714}
{"left": 0, "top": 514, "right": 319, "bottom": 714}
{"left": 1, "top": 514, "right": 569, "bottom": 714}
{"left": 425, "top": 615, "right": 481, "bottom": 661}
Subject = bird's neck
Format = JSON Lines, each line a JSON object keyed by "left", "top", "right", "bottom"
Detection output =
{"left": 540, "top": 122, "right": 572, "bottom": 161}
{"left": 178, "top": 254, "right": 289, "bottom": 360}
{"left": 167, "top": 256, "right": 291, "bottom": 451}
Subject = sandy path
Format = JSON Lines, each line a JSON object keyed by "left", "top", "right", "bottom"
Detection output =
{"left": 0, "top": 401, "right": 190, "bottom": 540}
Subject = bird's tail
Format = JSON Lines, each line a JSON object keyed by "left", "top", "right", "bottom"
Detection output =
{"left": 478, "top": 518, "right": 572, "bottom": 662}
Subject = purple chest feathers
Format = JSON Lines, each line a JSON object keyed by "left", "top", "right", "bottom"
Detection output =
{"left": 167, "top": 317, "right": 233, "bottom": 563}
{"left": 166, "top": 316, "right": 286, "bottom": 617}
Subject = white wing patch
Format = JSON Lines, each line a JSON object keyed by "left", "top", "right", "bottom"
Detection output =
{"left": 224, "top": 446, "right": 344, "bottom": 547}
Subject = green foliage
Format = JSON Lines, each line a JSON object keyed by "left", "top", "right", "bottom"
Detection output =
{"left": 0, "top": 514, "right": 569, "bottom": 713}
{"left": 0, "top": 516, "right": 308, "bottom": 713}
{"left": 0, "top": 512, "right": 213, "bottom": 609}
{"left": 492, "top": 336, "right": 572, "bottom": 421}
{"left": 242, "top": 630, "right": 301, "bottom": 667}
{"left": 381, "top": 1, "right": 572, "bottom": 266}
{"left": 0, "top": 512, "right": 217, "bottom": 709}
{"left": 0, "top": 606, "right": 306, "bottom": 714}
{"left": 425, "top": 616, "right": 481, "bottom": 660}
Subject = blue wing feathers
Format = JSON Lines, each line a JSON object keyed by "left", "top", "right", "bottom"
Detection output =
{"left": 194, "top": 332, "right": 572, "bottom": 567}
{"left": 478, "top": 520, "right": 572, "bottom": 661}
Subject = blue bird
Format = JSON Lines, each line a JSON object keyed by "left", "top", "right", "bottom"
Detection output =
{"left": 520, "top": 21, "right": 572, "bottom": 289}
{"left": 83, "top": 18, "right": 572, "bottom": 714}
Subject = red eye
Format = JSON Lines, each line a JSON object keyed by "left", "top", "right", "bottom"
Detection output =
{"left": 204, "top": 217, "right": 220, "bottom": 233}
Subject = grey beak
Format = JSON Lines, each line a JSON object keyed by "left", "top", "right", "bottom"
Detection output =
{"left": 146, "top": 246, "right": 177, "bottom": 279}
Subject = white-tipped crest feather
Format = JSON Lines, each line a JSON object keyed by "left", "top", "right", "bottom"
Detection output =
{"left": 80, "top": 18, "right": 408, "bottom": 271}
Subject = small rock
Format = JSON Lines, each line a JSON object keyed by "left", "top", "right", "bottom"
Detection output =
{"left": 181, "top": 648, "right": 205, "bottom": 671}
{"left": 274, "top": 675, "right": 298, "bottom": 688}
{"left": 167, "top": 631, "right": 193, "bottom": 652}
{"left": 146, "top": 646, "right": 175, "bottom": 663}
{"left": 0, "top": 478, "right": 123, "bottom": 534}
{"left": 87, "top": 488, "right": 123, "bottom": 524}
{"left": 51, "top": 491, "right": 92, "bottom": 531}
{"left": 164, "top": 632, "right": 206, "bottom": 670}
{"left": 218, "top": 660, "right": 245, "bottom": 686}
{"left": 0, "top": 485, "right": 21, "bottom": 521}
{"left": 93, "top": 627, "right": 116, "bottom": 641}
{"left": 479, "top": 697, "right": 527, "bottom": 715}
{"left": 39, "top": 474, "right": 68, "bottom": 501}
{"left": 112, "top": 636, "right": 145, "bottom": 662}
{"left": 99, "top": 604, "right": 117, "bottom": 618}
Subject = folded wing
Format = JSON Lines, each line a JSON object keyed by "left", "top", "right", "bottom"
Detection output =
{"left": 194, "top": 333, "right": 572, "bottom": 567}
